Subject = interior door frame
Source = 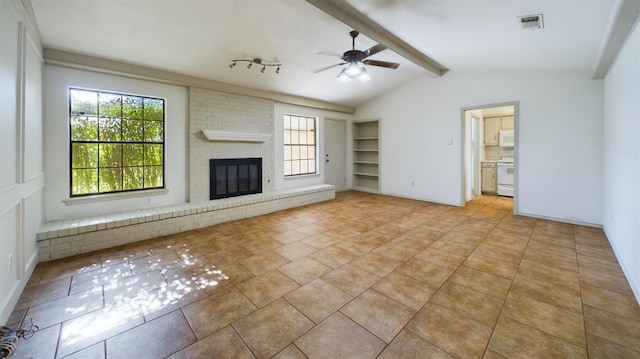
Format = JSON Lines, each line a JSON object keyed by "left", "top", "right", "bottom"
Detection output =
{"left": 460, "top": 101, "right": 520, "bottom": 215}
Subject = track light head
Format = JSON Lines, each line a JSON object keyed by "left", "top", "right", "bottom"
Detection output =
{"left": 229, "top": 59, "right": 281, "bottom": 74}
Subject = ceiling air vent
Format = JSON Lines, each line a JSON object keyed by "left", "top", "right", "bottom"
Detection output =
{"left": 518, "top": 14, "right": 544, "bottom": 31}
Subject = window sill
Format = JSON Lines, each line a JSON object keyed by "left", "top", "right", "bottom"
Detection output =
{"left": 284, "top": 173, "right": 320, "bottom": 180}
{"left": 64, "top": 188, "right": 169, "bottom": 206}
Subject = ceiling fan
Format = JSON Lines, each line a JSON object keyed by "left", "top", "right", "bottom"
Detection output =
{"left": 315, "top": 30, "right": 400, "bottom": 81}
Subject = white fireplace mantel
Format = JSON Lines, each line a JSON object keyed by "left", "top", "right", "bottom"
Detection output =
{"left": 202, "top": 129, "right": 272, "bottom": 143}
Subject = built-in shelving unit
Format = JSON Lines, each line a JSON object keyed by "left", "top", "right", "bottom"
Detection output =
{"left": 353, "top": 119, "right": 380, "bottom": 193}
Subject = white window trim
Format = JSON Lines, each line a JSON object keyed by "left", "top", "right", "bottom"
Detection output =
{"left": 64, "top": 188, "right": 169, "bottom": 206}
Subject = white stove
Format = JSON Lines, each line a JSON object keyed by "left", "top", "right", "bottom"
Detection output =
{"left": 497, "top": 161, "right": 514, "bottom": 197}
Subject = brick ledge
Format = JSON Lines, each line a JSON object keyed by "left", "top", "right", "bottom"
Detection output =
{"left": 37, "top": 185, "right": 335, "bottom": 260}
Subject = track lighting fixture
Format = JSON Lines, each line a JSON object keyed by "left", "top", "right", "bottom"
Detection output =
{"left": 229, "top": 58, "right": 281, "bottom": 74}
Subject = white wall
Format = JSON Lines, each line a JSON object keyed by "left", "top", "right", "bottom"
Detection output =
{"left": 0, "top": 0, "right": 44, "bottom": 325}
{"left": 603, "top": 21, "right": 640, "bottom": 300}
{"left": 273, "top": 103, "right": 352, "bottom": 190}
{"left": 354, "top": 70, "right": 603, "bottom": 226}
{"left": 43, "top": 65, "right": 188, "bottom": 221}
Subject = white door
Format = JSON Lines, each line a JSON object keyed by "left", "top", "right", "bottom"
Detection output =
{"left": 324, "top": 118, "right": 347, "bottom": 191}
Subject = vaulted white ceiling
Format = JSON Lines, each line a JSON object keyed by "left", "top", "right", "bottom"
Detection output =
{"left": 31, "top": 0, "right": 617, "bottom": 108}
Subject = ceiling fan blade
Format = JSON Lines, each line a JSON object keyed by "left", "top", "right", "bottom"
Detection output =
{"left": 316, "top": 51, "right": 344, "bottom": 59}
{"left": 313, "top": 63, "right": 346, "bottom": 73}
{"left": 359, "top": 44, "right": 387, "bottom": 60}
{"left": 363, "top": 59, "right": 400, "bottom": 69}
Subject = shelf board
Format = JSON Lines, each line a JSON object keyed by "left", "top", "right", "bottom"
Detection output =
{"left": 352, "top": 186, "right": 380, "bottom": 194}
{"left": 354, "top": 137, "right": 379, "bottom": 140}
{"left": 354, "top": 172, "right": 379, "bottom": 177}
{"left": 354, "top": 161, "right": 379, "bottom": 165}
{"left": 354, "top": 149, "right": 379, "bottom": 152}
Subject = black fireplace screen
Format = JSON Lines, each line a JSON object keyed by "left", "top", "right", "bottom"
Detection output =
{"left": 210, "top": 158, "right": 262, "bottom": 200}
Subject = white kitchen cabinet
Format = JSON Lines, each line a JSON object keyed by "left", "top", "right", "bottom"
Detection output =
{"left": 481, "top": 162, "right": 497, "bottom": 193}
{"left": 501, "top": 116, "right": 515, "bottom": 130}
{"left": 484, "top": 117, "right": 501, "bottom": 146}
{"left": 353, "top": 119, "right": 380, "bottom": 193}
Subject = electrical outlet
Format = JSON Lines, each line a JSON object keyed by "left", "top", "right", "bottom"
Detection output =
{"left": 145, "top": 197, "right": 152, "bottom": 205}
{"left": 8, "top": 253, "right": 13, "bottom": 273}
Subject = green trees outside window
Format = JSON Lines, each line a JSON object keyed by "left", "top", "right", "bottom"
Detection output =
{"left": 70, "top": 88, "right": 164, "bottom": 196}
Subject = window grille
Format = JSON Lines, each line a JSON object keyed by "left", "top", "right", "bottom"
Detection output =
{"left": 69, "top": 88, "right": 165, "bottom": 196}
{"left": 284, "top": 114, "right": 317, "bottom": 176}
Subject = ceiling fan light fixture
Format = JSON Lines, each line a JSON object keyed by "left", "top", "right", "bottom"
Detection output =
{"left": 336, "top": 68, "right": 350, "bottom": 81}
{"left": 345, "top": 60, "right": 361, "bottom": 77}
{"left": 357, "top": 67, "right": 371, "bottom": 81}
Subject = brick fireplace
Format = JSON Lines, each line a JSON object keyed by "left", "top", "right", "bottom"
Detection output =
{"left": 189, "top": 87, "right": 274, "bottom": 202}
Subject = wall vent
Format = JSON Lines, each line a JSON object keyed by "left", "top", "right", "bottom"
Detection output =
{"left": 519, "top": 14, "right": 544, "bottom": 31}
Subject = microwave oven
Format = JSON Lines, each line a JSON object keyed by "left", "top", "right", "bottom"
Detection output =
{"left": 499, "top": 130, "right": 515, "bottom": 147}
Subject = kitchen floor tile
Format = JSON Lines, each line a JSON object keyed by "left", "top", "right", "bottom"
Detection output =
{"left": 308, "top": 245, "right": 356, "bottom": 268}
{"left": 239, "top": 251, "right": 291, "bottom": 276}
{"left": 284, "top": 278, "right": 352, "bottom": 324}
{"left": 395, "top": 258, "right": 454, "bottom": 288}
{"left": 373, "top": 271, "right": 436, "bottom": 311}
{"left": 489, "top": 316, "right": 587, "bottom": 358}
{"left": 181, "top": 287, "right": 256, "bottom": 339}
{"left": 106, "top": 310, "right": 195, "bottom": 358}
{"left": 349, "top": 252, "right": 402, "bottom": 277}
{"left": 278, "top": 257, "right": 332, "bottom": 285}
{"left": 275, "top": 241, "right": 318, "bottom": 261}
{"left": 340, "top": 289, "right": 415, "bottom": 343}
{"left": 232, "top": 299, "right": 314, "bottom": 359}
{"left": 583, "top": 304, "right": 640, "bottom": 352}
{"left": 463, "top": 251, "right": 518, "bottom": 279}
{"left": 429, "top": 281, "right": 503, "bottom": 327}
{"left": 57, "top": 299, "right": 145, "bottom": 358}
{"left": 295, "top": 312, "right": 386, "bottom": 359}
{"left": 502, "top": 292, "right": 586, "bottom": 346}
{"left": 167, "top": 326, "right": 255, "bottom": 359}
{"left": 236, "top": 270, "right": 300, "bottom": 307}
{"left": 378, "top": 329, "right": 454, "bottom": 359}
{"left": 448, "top": 265, "right": 512, "bottom": 301}
{"left": 406, "top": 302, "right": 492, "bottom": 358}
{"left": 321, "top": 263, "right": 380, "bottom": 297}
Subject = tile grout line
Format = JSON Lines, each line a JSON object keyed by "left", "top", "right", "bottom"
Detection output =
{"left": 478, "top": 205, "right": 535, "bottom": 358}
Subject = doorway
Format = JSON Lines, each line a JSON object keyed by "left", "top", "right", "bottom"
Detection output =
{"left": 462, "top": 102, "right": 518, "bottom": 213}
{"left": 324, "top": 118, "right": 347, "bottom": 191}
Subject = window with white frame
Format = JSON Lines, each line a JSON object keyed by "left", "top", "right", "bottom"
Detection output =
{"left": 284, "top": 114, "right": 317, "bottom": 176}
{"left": 69, "top": 88, "right": 165, "bottom": 196}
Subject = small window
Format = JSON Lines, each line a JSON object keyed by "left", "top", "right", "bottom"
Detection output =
{"left": 69, "top": 88, "right": 165, "bottom": 196}
{"left": 284, "top": 114, "right": 317, "bottom": 176}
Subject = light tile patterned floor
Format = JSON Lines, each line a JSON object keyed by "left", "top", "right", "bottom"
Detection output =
{"left": 5, "top": 191, "right": 640, "bottom": 358}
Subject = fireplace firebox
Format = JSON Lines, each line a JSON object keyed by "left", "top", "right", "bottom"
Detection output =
{"left": 210, "top": 158, "right": 262, "bottom": 200}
